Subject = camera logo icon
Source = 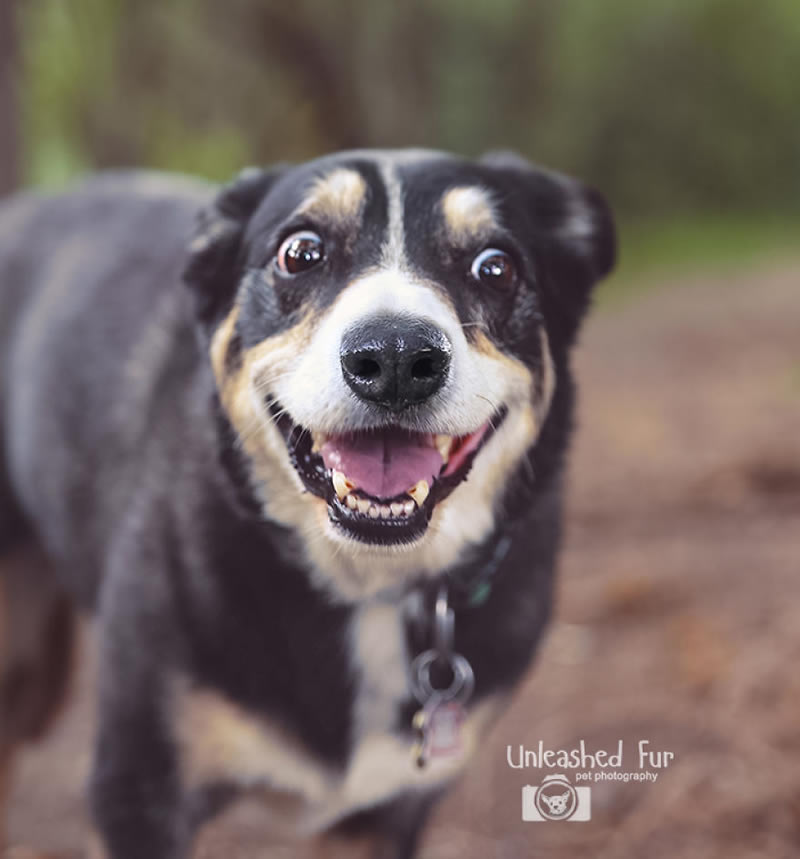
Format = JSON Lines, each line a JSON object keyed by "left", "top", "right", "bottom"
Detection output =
{"left": 522, "top": 774, "right": 591, "bottom": 821}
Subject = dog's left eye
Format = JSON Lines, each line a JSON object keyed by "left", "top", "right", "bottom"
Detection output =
{"left": 470, "top": 248, "right": 516, "bottom": 289}
{"left": 276, "top": 231, "right": 325, "bottom": 275}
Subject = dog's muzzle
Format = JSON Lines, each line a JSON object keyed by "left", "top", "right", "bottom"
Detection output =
{"left": 266, "top": 314, "right": 504, "bottom": 545}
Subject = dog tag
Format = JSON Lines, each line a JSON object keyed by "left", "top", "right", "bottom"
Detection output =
{"left": 412, "top": 698, "right": 465, "bottom": 767}
{"left": 425, "top": 699, "right": 465, "bottom": 757}
{"left": 409, "top": 586, "right": 475, "bottom": 768}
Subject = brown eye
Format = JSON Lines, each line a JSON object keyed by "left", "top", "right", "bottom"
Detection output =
{"left": 277, "top": 230, "right": 324, "bottom": 275}
{"left": 470, "top": 248, "right": 515, "bottom": 289}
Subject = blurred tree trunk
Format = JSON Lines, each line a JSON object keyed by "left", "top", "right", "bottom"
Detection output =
{"left": 0, "top": 0, "right": 20, "bottom": 194}
{"left": 254, "top": 1, "right": 366, "bottom": 149}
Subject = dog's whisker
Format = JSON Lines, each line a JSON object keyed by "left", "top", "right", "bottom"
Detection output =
{"left": 476, "top": 393, "right": 502, "bottom": 420}
{"left": 252, "top": 370, "right": 295, "bottom": 389}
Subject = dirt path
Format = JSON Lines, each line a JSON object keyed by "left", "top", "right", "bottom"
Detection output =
{"left": 7, "top": 264, "right": 800, "bottom": 857}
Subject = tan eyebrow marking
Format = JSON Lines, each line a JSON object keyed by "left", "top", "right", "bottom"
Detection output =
{"left": 440, "top": 186, "right": 499, "bottom": 244}
{"left": 297, "top": 168, "right": 368, "bottom": 225}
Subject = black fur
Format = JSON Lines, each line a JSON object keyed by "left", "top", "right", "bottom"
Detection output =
{"left": 0, "top": 151, "right": 614, "bottom": 858}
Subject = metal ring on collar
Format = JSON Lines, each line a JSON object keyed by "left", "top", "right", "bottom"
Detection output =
{"left": 410, "top": 649, "right": 475, "bottom": 704}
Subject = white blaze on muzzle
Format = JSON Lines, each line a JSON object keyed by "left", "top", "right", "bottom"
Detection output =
{"left": 268, "top": 268, "right": 505, "bottom": 437}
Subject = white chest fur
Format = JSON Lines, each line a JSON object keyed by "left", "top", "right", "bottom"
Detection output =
{"left": 175, "top": 598, "right": 491, "bottom": 835}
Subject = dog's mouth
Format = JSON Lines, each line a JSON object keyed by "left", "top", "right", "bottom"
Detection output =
{"left": 268, "top": 400, "right": 506, "bottom": 545}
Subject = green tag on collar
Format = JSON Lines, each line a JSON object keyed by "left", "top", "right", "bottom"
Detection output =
{"left": 467, "top": 580, "right": 492, "bottom": 607}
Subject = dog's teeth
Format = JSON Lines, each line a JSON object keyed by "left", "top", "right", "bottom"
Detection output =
{"left": 407, "top": 479, "right": 429, "bottom": 507}
{"left": 343, "top": 489, "right": 424, "bottom": 518}
{"left": 434, "top": 434, "right": 453, "bottom": 463}
{"left": 332, "top": 470, "right": 354, "bottom": 500}
{"left": 311, "top": 432, "right": 327, "bottom": 454}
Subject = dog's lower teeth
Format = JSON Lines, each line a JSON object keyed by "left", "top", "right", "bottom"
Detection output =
{"left": 342, "top": 495, "right": 417, "bottom": 520}
{"left": 338, "top": 481, "right": 429, "bottom": 520}
{"left": 407, "top": 479, "right": 430, "bottom": 507}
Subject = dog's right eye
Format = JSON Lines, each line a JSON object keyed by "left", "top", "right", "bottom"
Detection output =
{"left": 276, "top": 231, "right": 325, "bottom": 275}
{"left": 470, "top": 247, "right": 516, "bottom": 290}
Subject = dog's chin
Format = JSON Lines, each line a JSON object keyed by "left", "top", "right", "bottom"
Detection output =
{"left": 266, "top": 399, "right": 507, "bottom": 549}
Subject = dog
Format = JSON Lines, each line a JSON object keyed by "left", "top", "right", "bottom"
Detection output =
{"left": 0, "top": 149, "right": 615, "bottom": 858}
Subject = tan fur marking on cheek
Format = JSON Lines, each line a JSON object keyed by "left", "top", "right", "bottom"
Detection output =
{"left": 209, "top": 304, "right": 259, "bottom": 445}
{"left": 471, "top": 329, "right": 514, "bottom": 362}
{"left": 472, "top": 330, "right": 534, "bottom": 397}
{"left": 211, "top": 308, "right": 317, "bottom": 451}
{"left": 299, "top": 168, "right": 367, "bottom": 225}
{"left": 441, "top": 186, "right": 499, "bottom": 244}
{"left": 209, "top": 305, "right": 240, "bottom": 384}
{"left": 471, "top": 328, "right": 556, "bottom": 428}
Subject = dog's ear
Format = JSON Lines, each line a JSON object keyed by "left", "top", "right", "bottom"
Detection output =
{"left": 481, "top": 150, "right": 616, "bottom": 342}
{"left": 184, "top": 166, "right": 285, "bottom": 325}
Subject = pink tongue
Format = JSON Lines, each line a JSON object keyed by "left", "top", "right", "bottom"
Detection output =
{"left": 321, "top": 430, "right": 443, "bottom": 499}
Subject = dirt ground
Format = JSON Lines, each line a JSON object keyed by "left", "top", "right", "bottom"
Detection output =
{"left": 6, "top": 263, "right": 800, "bottom": 857}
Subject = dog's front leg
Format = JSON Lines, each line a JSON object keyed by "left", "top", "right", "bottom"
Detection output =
{"left": 88, "top": 667, "right": 193, "bottom": 859}
{"left": 87, "top": 581, "right": 193, "bottom": 859}
{"left": 88, "top": 683, "right": 192, "bottom": 859}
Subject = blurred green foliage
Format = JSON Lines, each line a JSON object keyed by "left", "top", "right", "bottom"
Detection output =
{"left": 599, "top": 213, "right": 800, "bottom": 304}
{"left": 12, "top": 0, "right": 800, "bottom": 277}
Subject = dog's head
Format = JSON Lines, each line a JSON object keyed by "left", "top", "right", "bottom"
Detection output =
{"left": 184, "top": 150, "right": 615, "bottom": 599}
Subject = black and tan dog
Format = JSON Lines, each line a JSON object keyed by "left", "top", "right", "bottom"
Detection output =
{"left": 0, "top": 149, "right": 615, "bottom": 858}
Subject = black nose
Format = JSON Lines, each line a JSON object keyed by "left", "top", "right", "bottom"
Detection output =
{"left": 340, "top": 316, "right": 451, "bottom": 410}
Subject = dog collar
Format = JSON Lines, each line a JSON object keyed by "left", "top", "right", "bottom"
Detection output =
{"left": 449, "top": 531, "right": 514, "bottom": 608}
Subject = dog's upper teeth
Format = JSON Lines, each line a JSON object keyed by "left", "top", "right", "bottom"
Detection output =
{"left": 434, "top": 434, "right": 453, "bottom": 463}
{"left": 311, "top": 431, "right": 328, "bottom": 454}
{"left": 407, "top": 479, "right": 430, "bottom": 507}
{"left": 332, "top": 470, "right": 356, "bottom": 499}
